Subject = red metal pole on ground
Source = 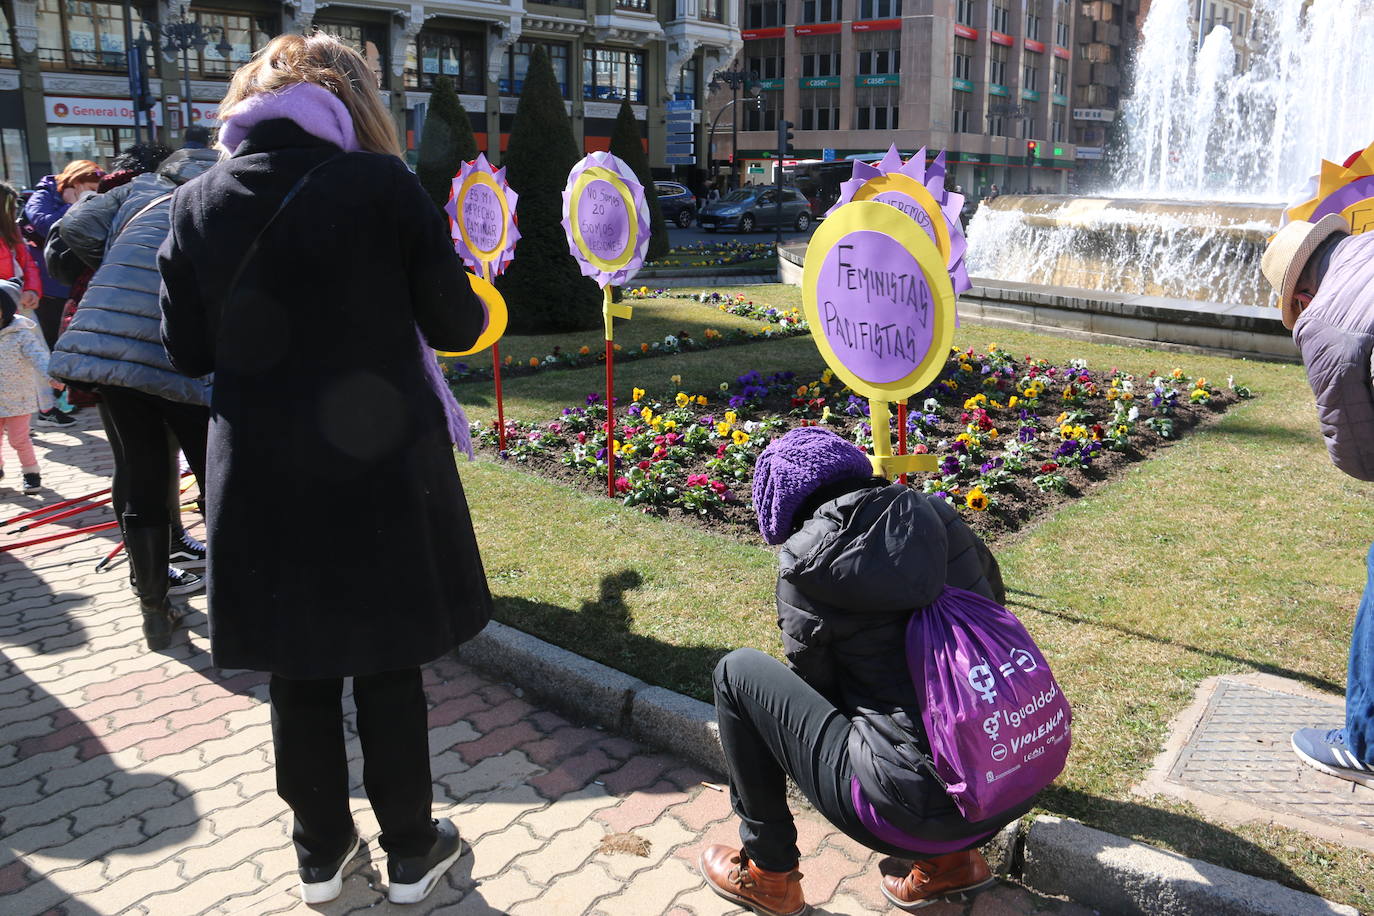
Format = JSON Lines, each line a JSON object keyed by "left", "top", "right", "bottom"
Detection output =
{"left": 896, "top": 401, "right": 909, "bottom": 486}
{"left": 0, "top": 520, "right": 120, "bottom": 552}
{"left": 1, "top": 485, "right": 113, "bottom": 527}
{"left": 605, "top": 338, "right": 616, "bottom": 497}
{"left": 16, "top": 496, "right": 113, "bottom": 532}
{"left": 492, "top": 340, "right": 506, "bottom": 452}
{"left": 95, "top": 539, "right": 125, "bottom": 571}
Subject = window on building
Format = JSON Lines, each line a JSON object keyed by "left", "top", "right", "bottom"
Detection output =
{"left": 799, "top": 88, "right": 839, "bottom": 130}
{"left": 746, "top": 38, "right": 785, "bottom": 80}
{"left": 501, "top": 41, "right": 570, "bottom": 96}
{"left": 186, "top": 9, "right": 273, "bottom": 78}
{"left": 800, "top": 35, "right": 841, "bottom": 77}
{"left": 1026, "top": 9, "right": 1041, "bottom": 41}
{"left": 953, "top": 37, "right": 975, "bottom": 81}
{"left": 0, "top": 6, "right": 12, "bottom": 67}
{"left": 1052, "top": 56, "right": 1066, "bottom": 94}
{"left": 992, "top": 3, "right": 1009, "bottom": 32}
{"left": 952, "top": 93, "right": 974, "bottom": 133}
{"left": 990, "top": 44, "right": 1007, "bottom": 85}
{"left": 1051, "top": 113, "right": 1065, "bottom": 141}
{"left": 1019, "top": 117, "right": 1034, "bottom": 139}
{"left": 583, "top": 46, "right": 646, "bottom": 101}
{"left": 406, "top": 30, "right": 484, "bottom": 92}
{"left": 956, "top": 0, "right": 976, "bottom": 27}
{"left": 857, "top": 0, "right": 900, "bottom": 18}
{"left": 854, "top": 85, "right": 898, "bottom": 130}
{"left": 1022, "top": 62, "right": 1038, "bottom": 91}
{"left": 677, "top": 54, "right": 698, "bottom": 100}
{"left": 701, "top": 0, "right": 724, "bottom": 21}
{"left": 801, "top": 0, "right": 841, "bottom": 24}
{"left": 314, "top": 21, "right": 387, "bottom": 88}
{"left": 987, "top": 113, "right": 1004, "bottom": 136}
{"left": 1056, "top": 19, "right": 1069, "bottom": 46}
{"left": 746, "top": 0, "right": 785, "bottom": 28}
{"left": 37, "top": 0, "right": 151, "bottom": 72}
{"left": 537, "top": 0, "right": 585, "bottom": 8}
{"left": 856, "top": 32, "right": 898, "bottom": 74}
{"left": 745, "top": 92, "right": 781, "bottom": 131}
{"left": 616, "top": 0, "right": 650, "bottom": 10}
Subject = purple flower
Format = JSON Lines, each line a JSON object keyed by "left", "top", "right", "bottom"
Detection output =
{"left": 980, "top": 457, "right": 1003, "bottom": 474}
{"left": 1018, "top": 425, "right": 1037, "bottom": 444}
{"left": 940, "top": 456, "right": 961, "bottom": 476}
{"left": 933, "top": 490, "right": 950, "bottom": 501}
{"left": 1055, "top": 441, "right": 1078, "bottom": 457}
{"left": 586, "top": 392, "right": 602, "bottom": 405}
{"left": 728, "top": 395, "right": 747, "bottom": 408}
{"left": 951, "top": 439, "right": 969, "bottom": 455}
{"left": 595, "top": 448, "right": 606, "bottom": 459}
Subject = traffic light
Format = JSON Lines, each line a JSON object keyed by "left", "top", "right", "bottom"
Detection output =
{"left": 778, "top": 119, "right": 795, "bottom": 158}
{"left": 1026, "top": 140, "right": 1039, "bottom": 159}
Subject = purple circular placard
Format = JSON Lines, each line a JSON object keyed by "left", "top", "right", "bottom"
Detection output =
{"left": 817, "top": 230, "right": 936, "bottom": 385}
{"left": 461, "top": 182, "right": 504, "bottom": 254}
{"left": 577, "top": 179, "right": 632, "bottom": 262}
{"left": 873, "top": 190, "right": 939, "bottom": 244}
{"left": 1311, "top": 175, "right": 1374, "bottom": 222}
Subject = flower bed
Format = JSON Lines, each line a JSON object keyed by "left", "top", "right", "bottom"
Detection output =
{"left": 440, "top": 292, "right": 807, "bottom": 384}
{"left": 471, "top": 344, "right": 1252, "bottom": 543}
{"left": 642, "top": 240, "right": 775, "bottom": 270}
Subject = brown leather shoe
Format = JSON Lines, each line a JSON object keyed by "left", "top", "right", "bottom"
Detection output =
{"left": 698, "top": 845, "right": 808, "bottom": 916}
{"left": 880, "top": 849, "right": 995, "bottom": 911}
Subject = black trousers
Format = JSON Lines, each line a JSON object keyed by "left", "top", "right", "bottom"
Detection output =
{"left": 97, "top": 386, "right": 208, "bottom": 529}
{"left": 712, "top": 648, "right": 919, "bottom": 872}
{"left": 269, "top": 668, "right": 438, "bottom": 867}
{"left": 34, "top": 296, "right": 65, "bottom": 349}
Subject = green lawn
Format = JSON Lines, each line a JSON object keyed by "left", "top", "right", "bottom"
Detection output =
{"left": 455, "top": 298, "right": 1374, "bottom": 909}
{"left": 461, "top": 295, "right": 780, "bottom": 370}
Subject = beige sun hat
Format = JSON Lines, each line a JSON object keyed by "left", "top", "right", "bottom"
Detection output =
{"left": 1261, "top": 212, "right": 1350, "bottom": 329}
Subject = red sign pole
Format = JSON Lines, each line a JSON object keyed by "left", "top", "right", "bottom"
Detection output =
{"left": 896, "top": 401, "right": 909, "bottom": 485}
{"left": 605, "top": 335, "right": 616, "bottom": 497}
{"left": 484, "top": 263, "right": 507, "bottom": 452}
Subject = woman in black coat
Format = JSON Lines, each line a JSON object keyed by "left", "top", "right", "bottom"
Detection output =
{"left": 157, "top": 34, "right": 492, "bottom": 906}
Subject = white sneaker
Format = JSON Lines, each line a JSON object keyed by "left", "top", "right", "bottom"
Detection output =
{"left": 387, "top": 818, "right": 465, "bottom": 905}
{"left": 299, "top": 833, "right": 360, "bottom": 904}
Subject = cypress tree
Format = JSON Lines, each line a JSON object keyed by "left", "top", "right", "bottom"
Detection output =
{"left": 416, "top": 76, "right": 479, "bottom": 210}
{"left": 608, "top": 99, "right": 670, "bottom": 261}
{"left": 497, "top": 46, "right": 601, "bottom": 333}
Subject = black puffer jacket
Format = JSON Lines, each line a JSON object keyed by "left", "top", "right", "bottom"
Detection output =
{"left": 48, "top": 149, "right": 219, "bottom": 405}
{"left": 778, "top": 482, "right": 1028, "bottom": 843}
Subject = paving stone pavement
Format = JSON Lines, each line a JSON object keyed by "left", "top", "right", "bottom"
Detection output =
{"left": 0, "top": 416, "right": 1096, "bottom": 915}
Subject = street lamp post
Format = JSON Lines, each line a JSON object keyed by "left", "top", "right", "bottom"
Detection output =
{"left": 138, "top": 18, "right": 233, "bottom": 137}
{"left": 708, "top": 65, "right": 760, "bottom": 191}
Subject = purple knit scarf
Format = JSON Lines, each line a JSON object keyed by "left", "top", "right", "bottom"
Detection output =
{"left": 220, "top": 83, "right": 473, "bottom": 458}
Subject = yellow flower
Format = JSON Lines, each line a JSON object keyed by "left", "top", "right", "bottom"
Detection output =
{"left": 504, "top": 355, "right": 513, "bottom": 366}
{"left": 632, "top": 387, "right": 646, "bottom": 403}
{"left": 1121, "top": 391, "right": 1133, "bottom": 401}
{"left": 1008, "top": 396, "right": 1019, "bottom": 408}
{"left": 650, "top": 417, "right": 663, "bottom": 430}
{"left": 956, "top": 432, "right": 973, "bottom": 444}
{"left": 579, "top": 345, "right": 590, "bottom": 356}
{"left": 696, "top": 395, "right": 708, "bottom": 406}
{"left": 675, "top": 392, "right": 690, "bottom": 408}
{"left": 821, "top": 369, "right": 834, "bottom": 384}
{"left": 724, "top": 411, "right": 738, "bottom": 426}
{"left": 663, "top": 419, "right": 677, "bottom": 431}
{"left": 1106, "top": 389, "right": 1119, "bottom": 401}
{"left": 1171, "top": 368, "right": 1184, "bottom": 379}
{"left": 1022, "top": 388, "right": 1036, "bottom": 398}
{"left": 611, "top": 440, "right": 622, "bottom": 454}
{"left": 716, "top": 421, "right": 732, "bottom": 437}
{"left": 988, "top": 428, "right": 999, "bottom": 439}
{"left": 732, "top": 429, "right": 750, "bottom": 445}
{"left": 966, "top": 487, "right": 989, "bottom": 511}
{"left": 1115, "top": 424, "right": 1129, "bottom": 436}
{"left": 959, "top": 362, "right": 974, "bottom": 373}
{"left": 622, "top": 444, "right": 636, "bottom": 457}
{"left": 640, "top": 407, "right": 654, "bottom": 423}
{"left": 671, "top": 374, "right": 682, "bottom": 385}
{"left": 1196, "top": 377, "right": 1207, "bottom": 388}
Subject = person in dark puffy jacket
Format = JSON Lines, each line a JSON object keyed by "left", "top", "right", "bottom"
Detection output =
{"left": 700, "top": 427, "right": 1029, "bottom": 916}
{"left": 48, "top": 147, "right": 221, "bottom": 652}
{"left": 1261, "top": 213, "right": 1374, "bottom": 788}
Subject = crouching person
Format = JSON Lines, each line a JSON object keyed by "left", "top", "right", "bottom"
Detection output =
{"left": 702, "top": 428, "right": 1032, "bottom": 915}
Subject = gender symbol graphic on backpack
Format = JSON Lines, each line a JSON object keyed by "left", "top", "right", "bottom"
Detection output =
{"left": 905, "top": 585, "right": 1071, "bottom": 822}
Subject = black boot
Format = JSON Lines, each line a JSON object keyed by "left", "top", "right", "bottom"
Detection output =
{"left": 124, "top": 516, "right": 182, "bottom": 651}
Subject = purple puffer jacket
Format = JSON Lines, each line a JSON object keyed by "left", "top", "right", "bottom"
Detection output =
{"left": 1293, "top": 231, "right": 1374, "bottom": 482}
{"left": 22, "top": 175, "right": 72, "bottom": 299}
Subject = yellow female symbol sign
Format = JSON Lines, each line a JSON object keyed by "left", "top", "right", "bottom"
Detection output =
{"left": 435, "top": 272, "right": 509, "bottom": 358}
{"left": 802, "top": 200, "right": 957, "bottom": 477}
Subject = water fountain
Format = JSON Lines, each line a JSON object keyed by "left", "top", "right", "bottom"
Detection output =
{"left": 965, "top": 0, "right": 1374, "bottom": 312}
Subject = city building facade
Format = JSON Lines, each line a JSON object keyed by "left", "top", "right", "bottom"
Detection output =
{"left": 0, "top": 0, "right": 739, "bottom": 186}
{"left": 716, "top": 0, "right": 1080, "bottom": 200}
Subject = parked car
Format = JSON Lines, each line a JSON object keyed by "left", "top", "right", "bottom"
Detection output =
{"left": 697, "top": 186, "right": 813, "bottom": 233}
{"left": 654, "top": 181, "right": 697, "bottom": 228}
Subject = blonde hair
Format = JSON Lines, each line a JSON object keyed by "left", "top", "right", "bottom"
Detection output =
{"left": 56, "top": 159, "right": 103, "bottom": 192}
{"left": 220, "top": 33, "right": 401, "bottom": 159}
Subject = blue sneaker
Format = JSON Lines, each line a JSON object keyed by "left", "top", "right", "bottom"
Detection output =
{"left": 1291, "top": 728, "right": 1374, "bottom": 787}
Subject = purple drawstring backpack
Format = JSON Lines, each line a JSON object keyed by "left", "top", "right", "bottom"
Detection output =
{"left": 906, "top": 585, "right": 1072, "bottom": 823}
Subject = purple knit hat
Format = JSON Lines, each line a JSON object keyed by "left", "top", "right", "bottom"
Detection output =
{"left": 752, "top": 427, "right": 874, "bottom": 545}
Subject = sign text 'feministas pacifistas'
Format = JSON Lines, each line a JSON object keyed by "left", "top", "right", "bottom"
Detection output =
{"left": 818, "top": 231, "right": 934, "bottom": 386}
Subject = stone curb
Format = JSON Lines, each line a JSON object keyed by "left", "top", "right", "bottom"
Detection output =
{"left": 1022, "top": 815, "right": 1358, "bottom": 916}
{"left": 456, "top": 623, "right": 1356, "bottom": 916}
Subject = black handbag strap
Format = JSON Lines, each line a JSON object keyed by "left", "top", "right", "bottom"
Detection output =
{"left": 225, "top": 153, "right": 346, "bottom": 303}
